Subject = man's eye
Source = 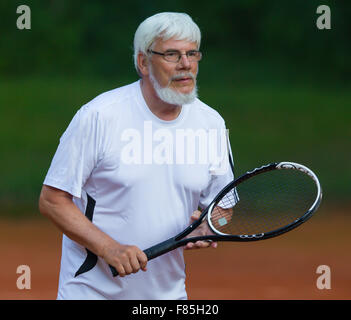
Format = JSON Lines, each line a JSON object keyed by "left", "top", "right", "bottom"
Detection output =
{"left": 188, "top": 51, "right": 197, "bottom": 56}
{"left": 166, "top": 52, "right": 179, "bottom": 57}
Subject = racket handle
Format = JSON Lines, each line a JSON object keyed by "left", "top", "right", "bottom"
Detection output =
{"left": 143, "top": 237, "right": 178, "bottom": 260}
{"left": 109, "top": 237, "right": 178, "bottom": 277}
{"left": 109, "top": 265, "right": 118, "bottom": 277}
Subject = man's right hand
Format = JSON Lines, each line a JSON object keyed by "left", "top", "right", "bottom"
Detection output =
{"left": 102, "top": 242, "right": 148, "bottom": 277}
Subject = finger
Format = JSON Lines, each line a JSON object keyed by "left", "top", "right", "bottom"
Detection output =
{"left": 204, "top": 239, "right": 217, "bottom": 248}
{"left": 186, "top": 241, "right": 209, "bottom": 249}
{"left": 195, "top": 240, "right": 211, "bottom": 248}
{"left": 184, "top": 242, "right": 195, "bottom": 250}
{"left": 115, "top": 263, "right": 126, "bottom": 277}
{"left": 129, "top": 255, "right": 142, "bottom": 274}
{"left": 123, "top": 261, "right": 133, "bottom": 275}
{"left": 210, "top": 241, "right": 218, "bottom": 248}
{"left": 129, "top": 251, "right": 148, "bottom": 273}
{"left": 137, "top": 251, "right": 148, "bottom": 271}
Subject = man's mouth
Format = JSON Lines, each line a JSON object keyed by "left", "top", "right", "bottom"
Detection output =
{"left": 175, "top": 77, "right": 192, "bottom": 82}
{"left": 172, "top": 75, "right": 194, "bottom": 83}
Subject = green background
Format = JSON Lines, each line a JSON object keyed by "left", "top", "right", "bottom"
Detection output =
{"left": 0, "top": 0, "right": 350, "bottom": 217}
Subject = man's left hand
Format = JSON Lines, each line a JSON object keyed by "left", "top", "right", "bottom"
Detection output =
{"left": 184, "top": 210, "right": 217, "bottom": 250}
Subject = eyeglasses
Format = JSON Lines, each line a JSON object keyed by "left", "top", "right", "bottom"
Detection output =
{"left": 148, "top": 49, "right": 202, "bottom": 63}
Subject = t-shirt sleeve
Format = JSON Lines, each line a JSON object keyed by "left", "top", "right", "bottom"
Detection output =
{"left": 198, "top": 122, "right": 236, "bottom": 209}
{"left": 43, "top": 106, "right": 102, "bottom": 198}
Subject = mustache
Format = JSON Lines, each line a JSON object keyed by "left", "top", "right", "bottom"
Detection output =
{"left": 171, "top": 73, "right": 196, "bottom": 81}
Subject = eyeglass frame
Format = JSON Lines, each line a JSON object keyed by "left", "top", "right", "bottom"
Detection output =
{"left": 147, "top": 49, "right": 202, "bottom": 63}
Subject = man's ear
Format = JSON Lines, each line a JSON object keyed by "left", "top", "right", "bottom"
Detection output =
{"left": 137, "top": 52, "right": 149, "bottom": 76}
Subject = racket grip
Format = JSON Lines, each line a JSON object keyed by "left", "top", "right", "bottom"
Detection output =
{"left": 109, "top": 237, "right": 178, "bottom": 277}
{"left": 109, "top": 265, "right": 118, "bottom": 277}
{"left": 143, "top": 237, "right": 178, "bottom": 260}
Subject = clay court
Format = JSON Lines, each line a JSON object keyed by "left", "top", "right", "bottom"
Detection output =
{"left": 1, "top": 206, "right": 350, "bottom": 300}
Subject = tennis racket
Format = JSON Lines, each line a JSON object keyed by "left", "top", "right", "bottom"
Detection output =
{"left": 110, "top": 161, "right": 322, "bottom": 277}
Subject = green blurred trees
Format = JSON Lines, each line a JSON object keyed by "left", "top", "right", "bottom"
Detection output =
{"left": 0, "top": 0, "right": 349, "bottom": 82}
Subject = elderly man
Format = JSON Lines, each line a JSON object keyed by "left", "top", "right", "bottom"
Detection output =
{"left": 39, "top": 12, "right": 234, "bottom": 300}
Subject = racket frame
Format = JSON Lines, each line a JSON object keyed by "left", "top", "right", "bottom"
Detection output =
{"left": 144, "top": 161, "right": 322, "bottom": 261}
{"left": 112, "top": 161, "right": 322, "bottom": 275}
{"left": 207, "top": 161, "right": 321, "bottom": 239}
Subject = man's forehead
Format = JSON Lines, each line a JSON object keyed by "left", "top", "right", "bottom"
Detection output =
{"left": 153, "top": 37, "right": 198, "bottom": 50}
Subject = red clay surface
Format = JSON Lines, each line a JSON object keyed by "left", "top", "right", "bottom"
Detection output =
{"left": 0, "top": 207, "right": 350, "bottom": 300}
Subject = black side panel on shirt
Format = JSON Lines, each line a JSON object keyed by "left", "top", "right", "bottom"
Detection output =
{"left": 74, "top": 194, "right": 98, "bottom": 277}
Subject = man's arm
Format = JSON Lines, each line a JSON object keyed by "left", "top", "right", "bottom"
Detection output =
{"left": 38, "top": 185, "right": 147, "bottom": 277}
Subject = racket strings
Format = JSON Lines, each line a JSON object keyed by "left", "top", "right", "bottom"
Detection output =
{"left": 209, "top": 169, "right": 317, "bottom": 236}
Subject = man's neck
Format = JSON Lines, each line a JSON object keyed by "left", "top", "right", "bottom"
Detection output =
{"left": 140, "top": 79, "right": 181, "bottom": 121}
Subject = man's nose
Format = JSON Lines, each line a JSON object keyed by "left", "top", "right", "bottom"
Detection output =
{"left": 178, "top": 54, "right": 191, "bottom": 69}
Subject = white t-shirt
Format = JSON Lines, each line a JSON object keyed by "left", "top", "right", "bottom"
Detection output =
{"left": 43, "top": 80, "right": 234, "bottom": 300}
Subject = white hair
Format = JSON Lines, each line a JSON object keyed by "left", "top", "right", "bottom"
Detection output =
{"left": 133, "top": 12, "right": 201, "bottom": 75}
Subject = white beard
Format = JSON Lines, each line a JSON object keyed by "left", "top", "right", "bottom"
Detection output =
{"left": 149, "top": 67, "right": 198, "bottom": 106}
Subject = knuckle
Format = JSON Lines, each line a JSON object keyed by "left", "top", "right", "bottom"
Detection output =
{"left": 132, "top": 267, "right": 140, "bottom": 274}
{"left": 126, "top": 246, "right": 136, "bottom": 254}
{"left": 117, "top": 268, "right": 126, "bottom": 277}
{"left": 121, "top": 253, "right": 128, "bottom": 260}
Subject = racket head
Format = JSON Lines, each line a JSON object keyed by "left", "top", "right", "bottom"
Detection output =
{"left": 206, "top": 161, "right": 322, "bottom": 241}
